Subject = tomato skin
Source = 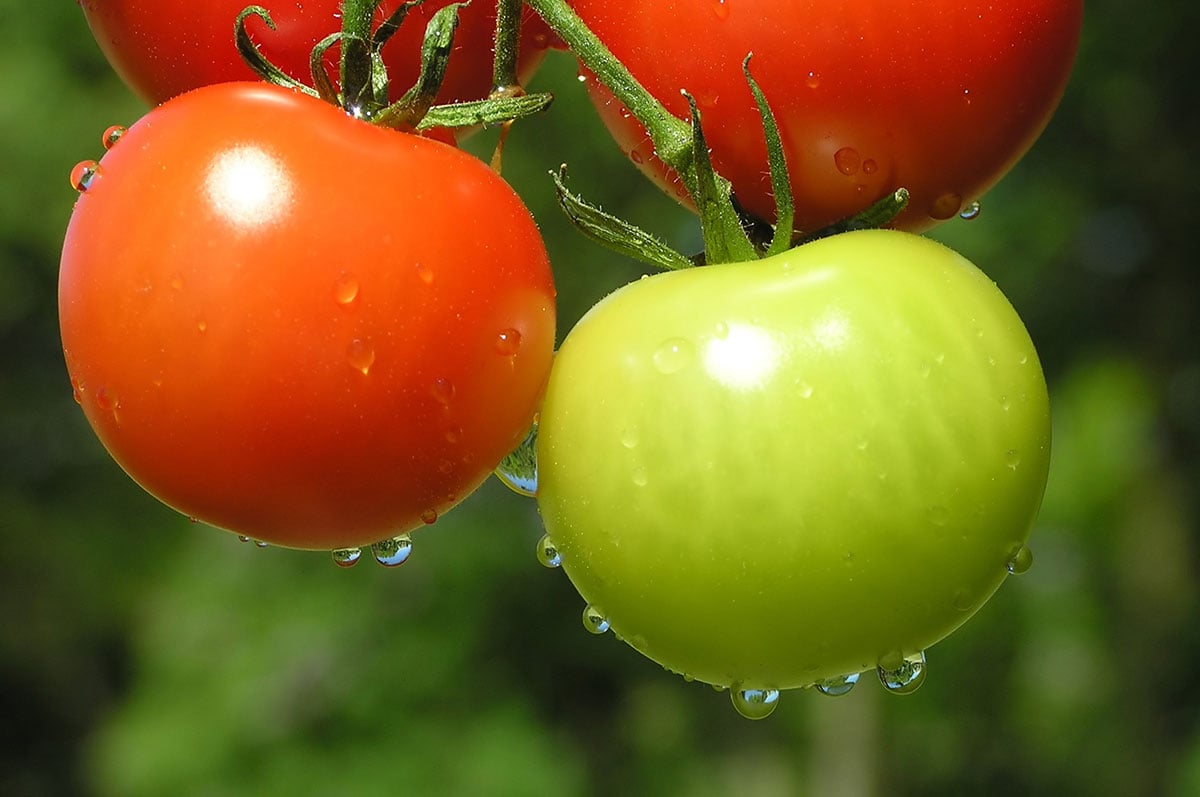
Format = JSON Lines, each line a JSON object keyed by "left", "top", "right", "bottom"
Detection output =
{"left": 571, "top": 0, "right": 1083, "bottom": 232}
{"left": 79, "top": 0, "right": 554, "bottom": 114}
{"left": 59, "top": 82, "right": 555, "bottom": 550}
{"left": 536, "top": 230, "right": 1050, "bottom": 689}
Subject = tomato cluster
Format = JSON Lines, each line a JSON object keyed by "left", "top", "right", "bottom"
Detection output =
{"left": 62, "top": 1, "right": 1078, "bottom": 714}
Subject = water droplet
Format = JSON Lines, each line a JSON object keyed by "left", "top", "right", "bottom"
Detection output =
{"left": 536, "top": 534, "right": 562, "bottom": 568}
{"left": 713, "top": 321, "right": 730, "bottom": 339}
{"left": 834, "top": 146, "right": 861, "bottom": 176}
{"left": 576, "top": 73, "right": 588, "bottom": 83}
{"left": 346, "top": 339, "right": 375, "bottom": 375}
{"left": 238, "top": 534, "right": 251, "bottom": 543}
{"left": 631, "top": 465, "right": 649, "bottom": 487}
{"left": 495, "top": 421, "right": 538, "bottom": 496}
{"left": 582, "top": 605, "right": 610, "bottom": 634}
{"left": 927, "top": 505, "right": 950, "bottom": 526}
{"left": 652, "top": 337, "right": 693, "bottom": 374}
{"left": 1000, "top": 395, "right": 1012, "bottom": 412}
{"left": 930, "top": 192, "right": 964, "bottom": 221}
{"left": 630, "top": 150, "right": 644, "bottom": 165}
{"left": 445, "top": 426, "right": 463, "bottom": 444}
{"left": 1006, "top": 544, "right": 1033, "bottom": 575}
{"left": 101, "top": 125, "right": 126, "bottom": 149}
{"left": 1005, "top": 450, "right": 1021, "bottom": 470}
{"left": 877, "top": 651, "right": 927, "bottom": 695}
{"left": 415, "top": 262, "right": 434, "bottom": 284}
{"left": 372, "top": 535, "right": 413, "bottom": 567}
{"left": 170, "top": 273, "right": 185, "bottom": 291}
{"left": 815, "top": 672, "right": 860, "bottom": 697}
{"left": 494, "top": 328, "right": 522, "bottom": 356}
{"left": 70, "top": 160, "right": 100, "bottom": 192}
{"left": 862, "top": 158, "right": 878, "bottom": 175}
{"left": 805, "top": 70, "right": 821, "bottom": 89}
{"left": 71, "top": 379, "right": 84, "bottom": 405}
{"left": 952, "top": 589, "right": 974, "bottom": 612}
{"left": 332, "top": 547, "right": 362, "bottom": 568}
{"left": 621, "top": 425, "right": 639, "bottom": 449}
{"left": 197, "top": 319, "right": 208, "bottom": 333}
{"left": 798, "top": 382, "right": 814, "bottom": 399}
{"left": 959, "top": 200, "right": 982, "bottom": 220}
{"left": 731, "top": 686, "right": 780, "bottom": 719}
{"left": 94, "top": 386, "right": 118, "bottom": 412}
{"left": 420, "top": 509, "right": 438, "bottom": 525}
{"left": 711, "top": 683, "right": 729, "bottom": 693}
{"left": 711, "top": 0, "right": 729, "bottom": 19}
{"left": 333, "top": 273, "right": 360, "bottom": 307}
{"left": 431, "top": 377, "right": 456, "bottom": 405}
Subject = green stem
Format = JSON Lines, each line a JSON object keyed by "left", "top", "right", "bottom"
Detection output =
{"left": 522, "top": 0, "right": 693, "bottom": 180}
{"left": 492, "top": 0, "right": 524, "bottom": 94}
{"left": 340, "top": 0, "right": 382, "bottom": 110}
{"left": 340, "top": 0, "right": 380, "bottom": 42}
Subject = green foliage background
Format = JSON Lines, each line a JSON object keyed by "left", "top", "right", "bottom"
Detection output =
{"left": 2, "top": 2, "right": 1197, "bottom": 795}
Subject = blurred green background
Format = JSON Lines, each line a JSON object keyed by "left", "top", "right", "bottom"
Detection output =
{"left": 2, "top": 2, "right": 1197, "bottom": 795}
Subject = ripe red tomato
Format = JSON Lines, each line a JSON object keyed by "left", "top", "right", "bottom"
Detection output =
{"left": 569, "top": 0, "right": 1083, "bottom": 232}
{"left": 79, "top": 0, "right": 554, "bottom": 112}
{"left": 59, "top": 82, "right": 556, "bottom": 551}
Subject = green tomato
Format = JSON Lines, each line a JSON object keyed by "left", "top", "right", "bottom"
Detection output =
{"left": 536, "top": 230, "right": 1050, "bottom": 695}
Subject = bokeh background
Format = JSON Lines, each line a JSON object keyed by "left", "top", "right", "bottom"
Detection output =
{"left": 2, "top": 2, "right": 1198, "bottom": 795}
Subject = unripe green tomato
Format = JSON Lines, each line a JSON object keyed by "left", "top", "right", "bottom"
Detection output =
{"left": 536, "top": 230, "right": 1050, "bottom": 691}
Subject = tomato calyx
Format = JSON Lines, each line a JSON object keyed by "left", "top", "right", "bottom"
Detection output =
{"left": 528, "top": 0, "right": 910, "bottom": 269}
{"left": 235, "top": 1, "right": 553, "bottom": 133}
{"left": 549, "top": 56, "right": 911, "bottom": 270}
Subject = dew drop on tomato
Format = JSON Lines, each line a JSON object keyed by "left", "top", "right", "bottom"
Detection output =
{"left": 494, "top": 328, "right": 522, "bottom": 356}
{"left": 372, "top": 535, "right": 413, "bottom": 567}
{"left": 582, "top": 605, "right": 610, "bottom": 634}
{"left": 877, "top": 651, "right": 927, "bottom": 694}
{"left": 834, "top": 146, "right": 862, "bottom": 176}
{"left": 495, "top": 422, "right": 538, "bottom": 497}
{"left": 652, "top": 337, "right": 694, "bottom": 375}
{"left": 631, "top": 464, "right": 649, "bottom": 487}
{"left": 959, "top": 200, "right": 983, "bottom": 221}
{"left": 1006, "top": 544, "right": 1033, "bottom": 575}
{"left": 101, "top": 125, "right": 126, "bottom": 150}
{"left": 805, "top": 70, "right": 821, "bottom": 89}
{"left": 536, "top": 534, "right": 562, "bottom": 568}
{"left": 1005, "top": 449, "right": 1022, "bottom": 470}
{"left": 731, "top": 686, "right": 780, "bottom": 720}
{"left": 70, "top": 160, "right": 100, "bottom": 192}
{"left": 94, "top": 385, "right": 117, "bottom": 412}
{"left": 346, "top": 339, "right": 375, "bottom": 375}
{"left": 415, "top": 262, "right": 434, "bottom": 284}
{"left": 814, "top": 672, "right": 860, "bottom": 697}
{"left": 862, "top": 158, "right": 878, "bottom": 175}
{"left": 930, "top": 192, "right": 964, "bottom": 221}
{"left": 420, "top": 509, "right": 438, "bottom": 525}
{"left": 332, "top": 547, "right": 363, "bottom": 568}
{"left": 431, "top": 377, "right": 456, "bottom": 405}
{"left": 332, "top": 273, "right": 360, "bottom": 307}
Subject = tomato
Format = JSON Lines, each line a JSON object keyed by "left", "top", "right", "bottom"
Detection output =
{"left": 59, "top": 82, "right": 555, "bottom": 551}
{"left": 535, "top": 230, "right": 1050, "bottom": 695}
{"left": 569, "top": 0, "right": 1082, "bottom": 233}
{"left": 79, "top": 0, "right": 554, "bottom": 113}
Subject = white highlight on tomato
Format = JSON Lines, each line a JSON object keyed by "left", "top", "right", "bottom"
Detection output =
{"left": 204, "top": 146, "right": 292, "bottom": 228}
{"left": 702, "top": 323, "right": 781, "bottom": 390}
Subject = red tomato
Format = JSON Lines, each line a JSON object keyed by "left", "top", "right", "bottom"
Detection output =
{"left": 59, "top": 82, "right": 556, "bottom": 550}
{"left": 79, "top": 0, "right": 554, "bottom": 114}
{"left": 569, "top": 0, "right": 1083, "bottom": 232}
